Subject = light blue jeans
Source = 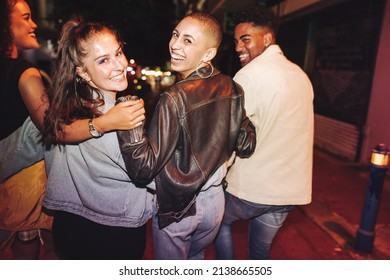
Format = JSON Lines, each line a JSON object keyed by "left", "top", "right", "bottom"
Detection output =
{"left": 214, "top": 191, "right": 294, "bottom": 260}
{"left": 152, "top": 184, "right": 224, "bottom": 260}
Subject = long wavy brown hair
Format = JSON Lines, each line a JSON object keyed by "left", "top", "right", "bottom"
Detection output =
{"left": 43, "top": 18, "right": 123, "bottom": 143}
{"left": 0, "top": 0, "right": 17, "bottom": 62}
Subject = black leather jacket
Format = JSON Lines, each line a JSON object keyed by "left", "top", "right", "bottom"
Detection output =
{"left": 117, "top": 66, "right": 256, "bottom": 228}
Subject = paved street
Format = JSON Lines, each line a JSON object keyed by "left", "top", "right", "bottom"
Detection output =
{"left": 203, "top": 148, "right": 390, "bottom": 260}
{"left": 2, "top": 148, "right": 389, "bottom": 260}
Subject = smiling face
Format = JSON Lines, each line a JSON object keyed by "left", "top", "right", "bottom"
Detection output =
{"left": 234, "top": 22, "right": 272, "bottom": 67}
{"left": 10, "top": 0, "right": 39, "bottom": 56}
{"left": 169, "top": 17, "right": 216, "bottom": 79}
{"left": 76, "top": 30, "right": 129, "bottom": 98}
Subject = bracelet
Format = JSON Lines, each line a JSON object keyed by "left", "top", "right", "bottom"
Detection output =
{"left": 88, "top": 118, "right": 103, "bottom": 137}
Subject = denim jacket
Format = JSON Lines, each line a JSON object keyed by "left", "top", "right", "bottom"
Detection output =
{"left": 43, "top": 93, "right": 154, "bottom": 228}
{"left": 43, "top": 129, "right": 155, "bottom": 228}
{"left": 0, "top": 117, "right": 44, "bottom": 183}
{"left": 0, "top": 95, "right": 154, "bottom": 228}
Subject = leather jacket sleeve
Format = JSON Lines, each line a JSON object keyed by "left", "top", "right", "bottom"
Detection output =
{"left": 235, "top": 114, "right": 256, "bottom": 158}
{"left": 117, "top": 78, "right": 256, "bottom": 186}
{"left": 117, "top": 93, "right": 179, "bottom": 185}
{"left": 231, "top": 81, "right": 256, "bottom": 159}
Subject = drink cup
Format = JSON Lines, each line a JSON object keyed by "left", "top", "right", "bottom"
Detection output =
{"left": 116, "top": 95, "right": 144, "bottom": 143}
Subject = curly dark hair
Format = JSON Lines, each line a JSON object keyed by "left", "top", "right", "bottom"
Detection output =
{"left": 0, "top": 0, "right": 16, "bottom": 61}
{"left": 233, "top": 5, "right": 280, "bottom": 37}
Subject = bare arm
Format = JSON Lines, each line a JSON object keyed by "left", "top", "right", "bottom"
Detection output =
{"left": 18, "top": 68, "right": 47, "bottom": 131}
{"left": 60, "top": 98, "right": 146, "bottom": 143}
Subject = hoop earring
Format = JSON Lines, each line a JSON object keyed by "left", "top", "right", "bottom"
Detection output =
{"left": 196, "top": 61, "right": 214, "bottom": 79}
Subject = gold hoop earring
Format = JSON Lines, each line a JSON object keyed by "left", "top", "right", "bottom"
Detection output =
{"left": 196, "top": 61, "right": 214, "bottom": 79}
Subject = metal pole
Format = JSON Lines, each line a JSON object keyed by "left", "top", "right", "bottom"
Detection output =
{"left": 355, "top": 144, "right": 389, "bottom": 253}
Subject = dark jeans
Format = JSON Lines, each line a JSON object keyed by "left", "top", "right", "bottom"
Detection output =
{"left": 214, "top": 191, "right": 294, "bottom": 260}
{"left": 52, "top": 211, "right": 146, "bottom": 260}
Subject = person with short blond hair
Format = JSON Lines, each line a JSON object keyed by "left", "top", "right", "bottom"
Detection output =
{"left": 117, "top": 12, "right": 256, "bottom": 260}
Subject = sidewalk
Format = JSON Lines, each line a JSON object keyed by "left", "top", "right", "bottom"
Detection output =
{"left": 206, "top": 148, "right": 390, "bottom": 260}
{"left": 2, "top": 148, "right": 389, "bottom": 260}
{"left": 144, "top": 148, "right": 390, "bottom": 260}
{"left": 306, "top": 148, "right": 390, "bottom": 259}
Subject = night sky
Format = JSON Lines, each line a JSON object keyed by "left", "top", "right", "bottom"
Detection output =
{"left": 47, "top": 0, "right": 178, "bottom": 67}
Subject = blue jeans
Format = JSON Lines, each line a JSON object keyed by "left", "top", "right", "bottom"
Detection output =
{"left": 214, "top": 191, "right": 294, "bottom": 260}
{"left": 152, "top": 184, "right": 224, "bottom": 260}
